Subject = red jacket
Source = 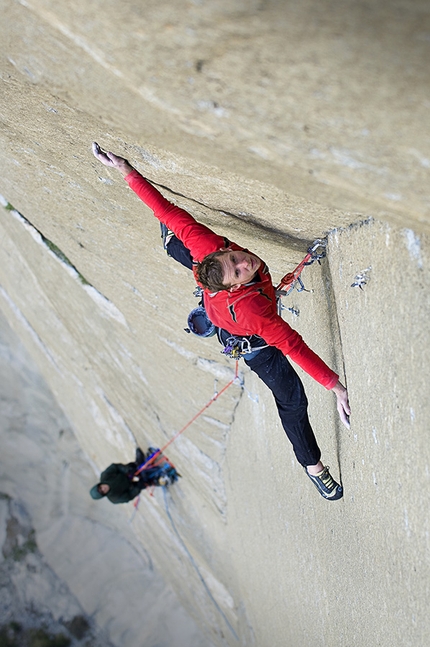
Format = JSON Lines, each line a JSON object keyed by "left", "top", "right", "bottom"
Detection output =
{"left": 125, "top": 170, "right": 338, "bottom": 389}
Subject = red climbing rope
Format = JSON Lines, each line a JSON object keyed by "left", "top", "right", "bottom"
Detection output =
{"left": 135, "top": 360, "right": 240, "bottom": 477}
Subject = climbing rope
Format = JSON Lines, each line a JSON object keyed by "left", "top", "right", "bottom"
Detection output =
{"left": 131, "top": 389, "right": 242, "bottom": 637}
{"left": 131, "top": 360, "right": 240, "bottom": 504}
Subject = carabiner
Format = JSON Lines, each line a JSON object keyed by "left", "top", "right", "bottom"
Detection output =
{"left": 307, "top": 238, "right": 327, "bottom": 263}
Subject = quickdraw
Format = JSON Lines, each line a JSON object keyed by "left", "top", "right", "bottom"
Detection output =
{"left": 276, "top": 239, "right": 327, "bottom": 295}
{"left": 276, "top": 239, "right": 327, "bottom": 315}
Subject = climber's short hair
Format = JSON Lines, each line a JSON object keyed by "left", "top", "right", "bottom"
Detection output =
{"left": 196, "top": 252, "right": 231, "bottom": 292}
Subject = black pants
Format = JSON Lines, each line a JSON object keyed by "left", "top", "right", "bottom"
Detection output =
{"left": 165, "top": 234, "right": 321, "bottom": 467}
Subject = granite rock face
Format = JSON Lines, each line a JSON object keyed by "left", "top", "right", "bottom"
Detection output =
{"left": 0, "top": 1, "right": 429, "bottom": 646}
{"left": 0, "top": 491, "right": 115, "bottom": 647}
{"left": 0, "top": 314, "right": 206, "bottom": 647}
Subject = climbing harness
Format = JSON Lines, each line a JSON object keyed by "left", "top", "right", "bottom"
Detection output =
{"left": 221, "top": 335, "right": 268, "bottom": 360}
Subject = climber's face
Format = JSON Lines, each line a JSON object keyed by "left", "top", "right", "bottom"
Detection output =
{"left": 217, "top": 250, "right": 261, "bottom": 288}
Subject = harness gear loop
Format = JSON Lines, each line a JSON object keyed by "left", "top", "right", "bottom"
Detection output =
{"left": 221, "top": 335, "right": 269, "bottom": 360}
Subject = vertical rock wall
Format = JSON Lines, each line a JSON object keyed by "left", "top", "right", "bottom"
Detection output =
{"left": 0, "top": 313, "right": 206, "bottom": 647}
{"left": 0, "top": 1, "right": 429, "bottom": 645}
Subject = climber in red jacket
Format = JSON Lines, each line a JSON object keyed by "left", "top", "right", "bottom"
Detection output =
{"left": 92, "top": 142, "right": 350, "bottom": 501}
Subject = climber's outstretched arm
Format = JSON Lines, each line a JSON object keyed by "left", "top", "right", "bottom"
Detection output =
{"left": 332, "top": 381, "right": 351, "bottom": 429}
{"left": 92, "top": 142, "right": 133, "bottom": 177}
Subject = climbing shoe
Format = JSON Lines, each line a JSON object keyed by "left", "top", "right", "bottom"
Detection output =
{"left": 160, "top": 222, "right": 174, "bottom": 251}
{"left": 305, "top": 466, "right": 343, "bottom": 501}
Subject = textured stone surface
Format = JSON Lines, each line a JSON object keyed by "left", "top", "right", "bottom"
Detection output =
{"left": 0, "top": 314, "right": 206, "bottom": 647}
{"left": 0, "top": 1, "right": 429, "bottom": 646}
{"left": 0, "top": 494, "right": 116, "bottom": 647}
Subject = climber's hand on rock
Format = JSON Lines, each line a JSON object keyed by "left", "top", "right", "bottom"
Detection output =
{"left": 332, "top": 380, "right": 351, "bottom": 429}
{"left": 92, "top": 142, "right": 134, "bottom": 177}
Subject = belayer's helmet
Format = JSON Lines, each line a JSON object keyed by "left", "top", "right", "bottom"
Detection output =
{"left": 186, "top": 306, "right": 216, "bottom": 337}
{"left": 89, "top": 484, "right": 105, "bottom": 500}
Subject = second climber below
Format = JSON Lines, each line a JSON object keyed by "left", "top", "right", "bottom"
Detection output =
{"left": 89, "top": 447, "right": 179, "bottom": 504}
{"left": 92, "top": 142, "right": 351, "bottom": 501}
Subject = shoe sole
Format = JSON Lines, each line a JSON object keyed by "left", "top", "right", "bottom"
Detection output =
{"left": 305, "top": 470, "right": 344, "bottom": 500}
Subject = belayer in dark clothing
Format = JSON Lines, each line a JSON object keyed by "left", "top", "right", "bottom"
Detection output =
{"left": 90, "top": 447, "right": 179, "bottom": 504}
